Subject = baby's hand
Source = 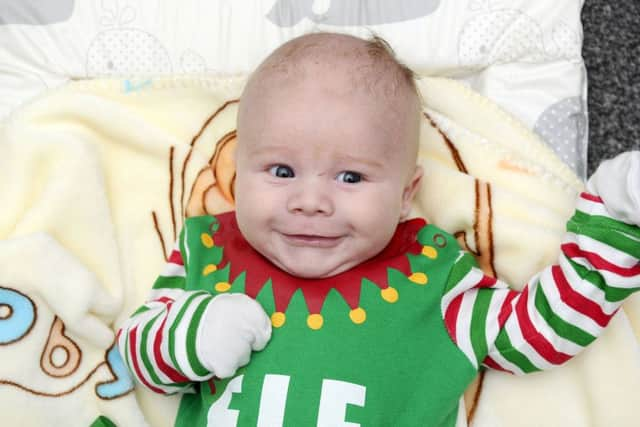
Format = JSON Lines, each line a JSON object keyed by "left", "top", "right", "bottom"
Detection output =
{"left": 196, "top": 293, "right": 272, "bottom": 379}
{"left": 587, "top": 151, "right": 640, "bottom": 225}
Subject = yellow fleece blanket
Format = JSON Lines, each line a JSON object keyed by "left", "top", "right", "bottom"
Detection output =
{"left": 0, "top": 75, "right": 638, "bottom": 427}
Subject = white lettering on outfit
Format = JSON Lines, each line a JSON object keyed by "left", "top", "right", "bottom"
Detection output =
{"left": 207, "top": 375, "right": 243, "bottom": 426}
{"left": 317, "top": 379, "right": 367, "bottom": 427}
{"left": 206, "top": 375, "right": 366, "bottom": 426}
{"left": 257, "top": 374, "right": 291, "bottom": 427}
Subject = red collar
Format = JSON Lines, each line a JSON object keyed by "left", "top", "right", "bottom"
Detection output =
{"left": 212, "top": 212, "right": 424, "bottom": 315}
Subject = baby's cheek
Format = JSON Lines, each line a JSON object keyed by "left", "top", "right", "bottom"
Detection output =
{"left": 236, "top": 182, "right": 280, "bottom": 226}
{"left": 349, "top": 194, "right": 398, "bottom": 237}
{"left": 233, "top": 177, "right": 259, "bottom": 210}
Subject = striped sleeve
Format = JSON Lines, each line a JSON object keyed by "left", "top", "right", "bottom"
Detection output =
{"left": 441, "top": 192, "right": 640, "bottom": 375}
{"left": 116, "top": 229, "right": 216, "bottom": 394}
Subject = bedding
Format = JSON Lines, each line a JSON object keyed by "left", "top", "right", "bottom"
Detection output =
{"left": 0, "top": 1, "right": 623, "bottom": 426}
{"left": 1, "top": 75, "right": 639, "bottom": 427}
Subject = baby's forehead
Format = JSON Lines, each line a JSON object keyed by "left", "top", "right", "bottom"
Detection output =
{"left": 238, "top": 33, "right": 421, "bottom": 162}
{"left": 248, "top": 33, "right": 416, "bottom": 104}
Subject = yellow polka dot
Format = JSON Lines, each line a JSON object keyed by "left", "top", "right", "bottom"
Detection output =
{"left": 307, "top": 314, "right": 324, "bottom": 330}
{"left": 381, "top": 287, "right": 399, "bottom": 303}
{"left": 271, "top": 312, "right": 286, "bottom": 328}
{"left": 349, "top": 307, "right": 366, "bottom": 324}
{"left": 214, "top": 282, "right": 231, "bottom": 292}
{"left": 409, "top": 272, "right": 428, "bottom": 285}
{"left": 201, "top": 233, "right": 214, "bottom": 248}
{"left": 422, "top": 245, "right": 438, "bottom": 259}
{"left": 202, "top": 264, "right": 217, "bottom": 276}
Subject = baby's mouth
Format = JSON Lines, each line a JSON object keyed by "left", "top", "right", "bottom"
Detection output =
{"left": 280, "top": 233, "right": 344, "bottom": 248}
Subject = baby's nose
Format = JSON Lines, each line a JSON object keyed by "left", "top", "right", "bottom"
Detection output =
{"left": 286, "top": 183, "right": 334, "bottom": 216}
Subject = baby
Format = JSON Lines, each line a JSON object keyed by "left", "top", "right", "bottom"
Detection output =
{"left": 118, "top": 33, "right": 640, "bottom": 426}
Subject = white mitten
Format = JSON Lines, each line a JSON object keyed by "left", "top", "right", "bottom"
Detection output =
{"left": 196, "top": 293, "right": 272, "bottom": 378}
{"left": 586, "top": 151, "right": 640, "bottom": 225}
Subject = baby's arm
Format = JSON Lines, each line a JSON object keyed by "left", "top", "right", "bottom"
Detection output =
{"left": 117, "top": 230, "right": 271, "bottom": 394}
{"left": 443, "top": 152, "right": 640, "bottom": 374}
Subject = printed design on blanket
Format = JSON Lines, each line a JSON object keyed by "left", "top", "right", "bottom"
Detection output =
{"left": 153, "top": 100, "right": 239, "bottom": 261}
{"left": 40, "top": 317, "right": 81, "bottom": 378}
{"left": 95, "top": 346, "right": 135, "bottom": 400}
{"left": 0, "top": 345, "right": 131, "bottom": 398}
{"left": 423, "top": 114, "right": 497, "bottom": 279}
{"left": 0, "top": 283, "right": 132, "bottom": 399}
{"left": 421, "top": 113, "right": 496, "bottom": 421}
{"left": 0, "top": 286, "right": 36, "bottom": 345}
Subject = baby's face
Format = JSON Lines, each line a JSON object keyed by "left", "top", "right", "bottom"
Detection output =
{"left": 234, "top": 74, "right": 421, "bottom": 278}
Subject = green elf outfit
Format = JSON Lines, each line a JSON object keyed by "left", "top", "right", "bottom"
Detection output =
{"left": 118, "top": 192, "right": 640, "bottom": 426}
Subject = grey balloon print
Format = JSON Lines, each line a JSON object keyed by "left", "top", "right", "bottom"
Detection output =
{"left": 534, "top": 97, "right": 587, "bottom": 178}
{"left": 0, "top": 0, "right": 75, "bottom": 25}
{"left": 86, "top": 29, "right": 172, "bottom": 76}
{"left": 458, "top": 9, "right": 546, "bottom": 68}
{"left": 267, "top": 0, "right": 440, "bottom": 27}
{"left": 458, "top": 7, "right": 581, "bottom": 69}
{"left": 85, "top": 1, "right": 172, "bottom": 76}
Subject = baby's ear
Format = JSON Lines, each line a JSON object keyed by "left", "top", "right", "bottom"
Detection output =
{"left": 400, "top": 165, "right": 424, "bottom": 220}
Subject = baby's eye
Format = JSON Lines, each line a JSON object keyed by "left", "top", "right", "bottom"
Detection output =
{"left": 269, "top": 165, "right": 295, "bottom": 178}
{"left": 336, "top": 171, "right": 362, "bottom": 184}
